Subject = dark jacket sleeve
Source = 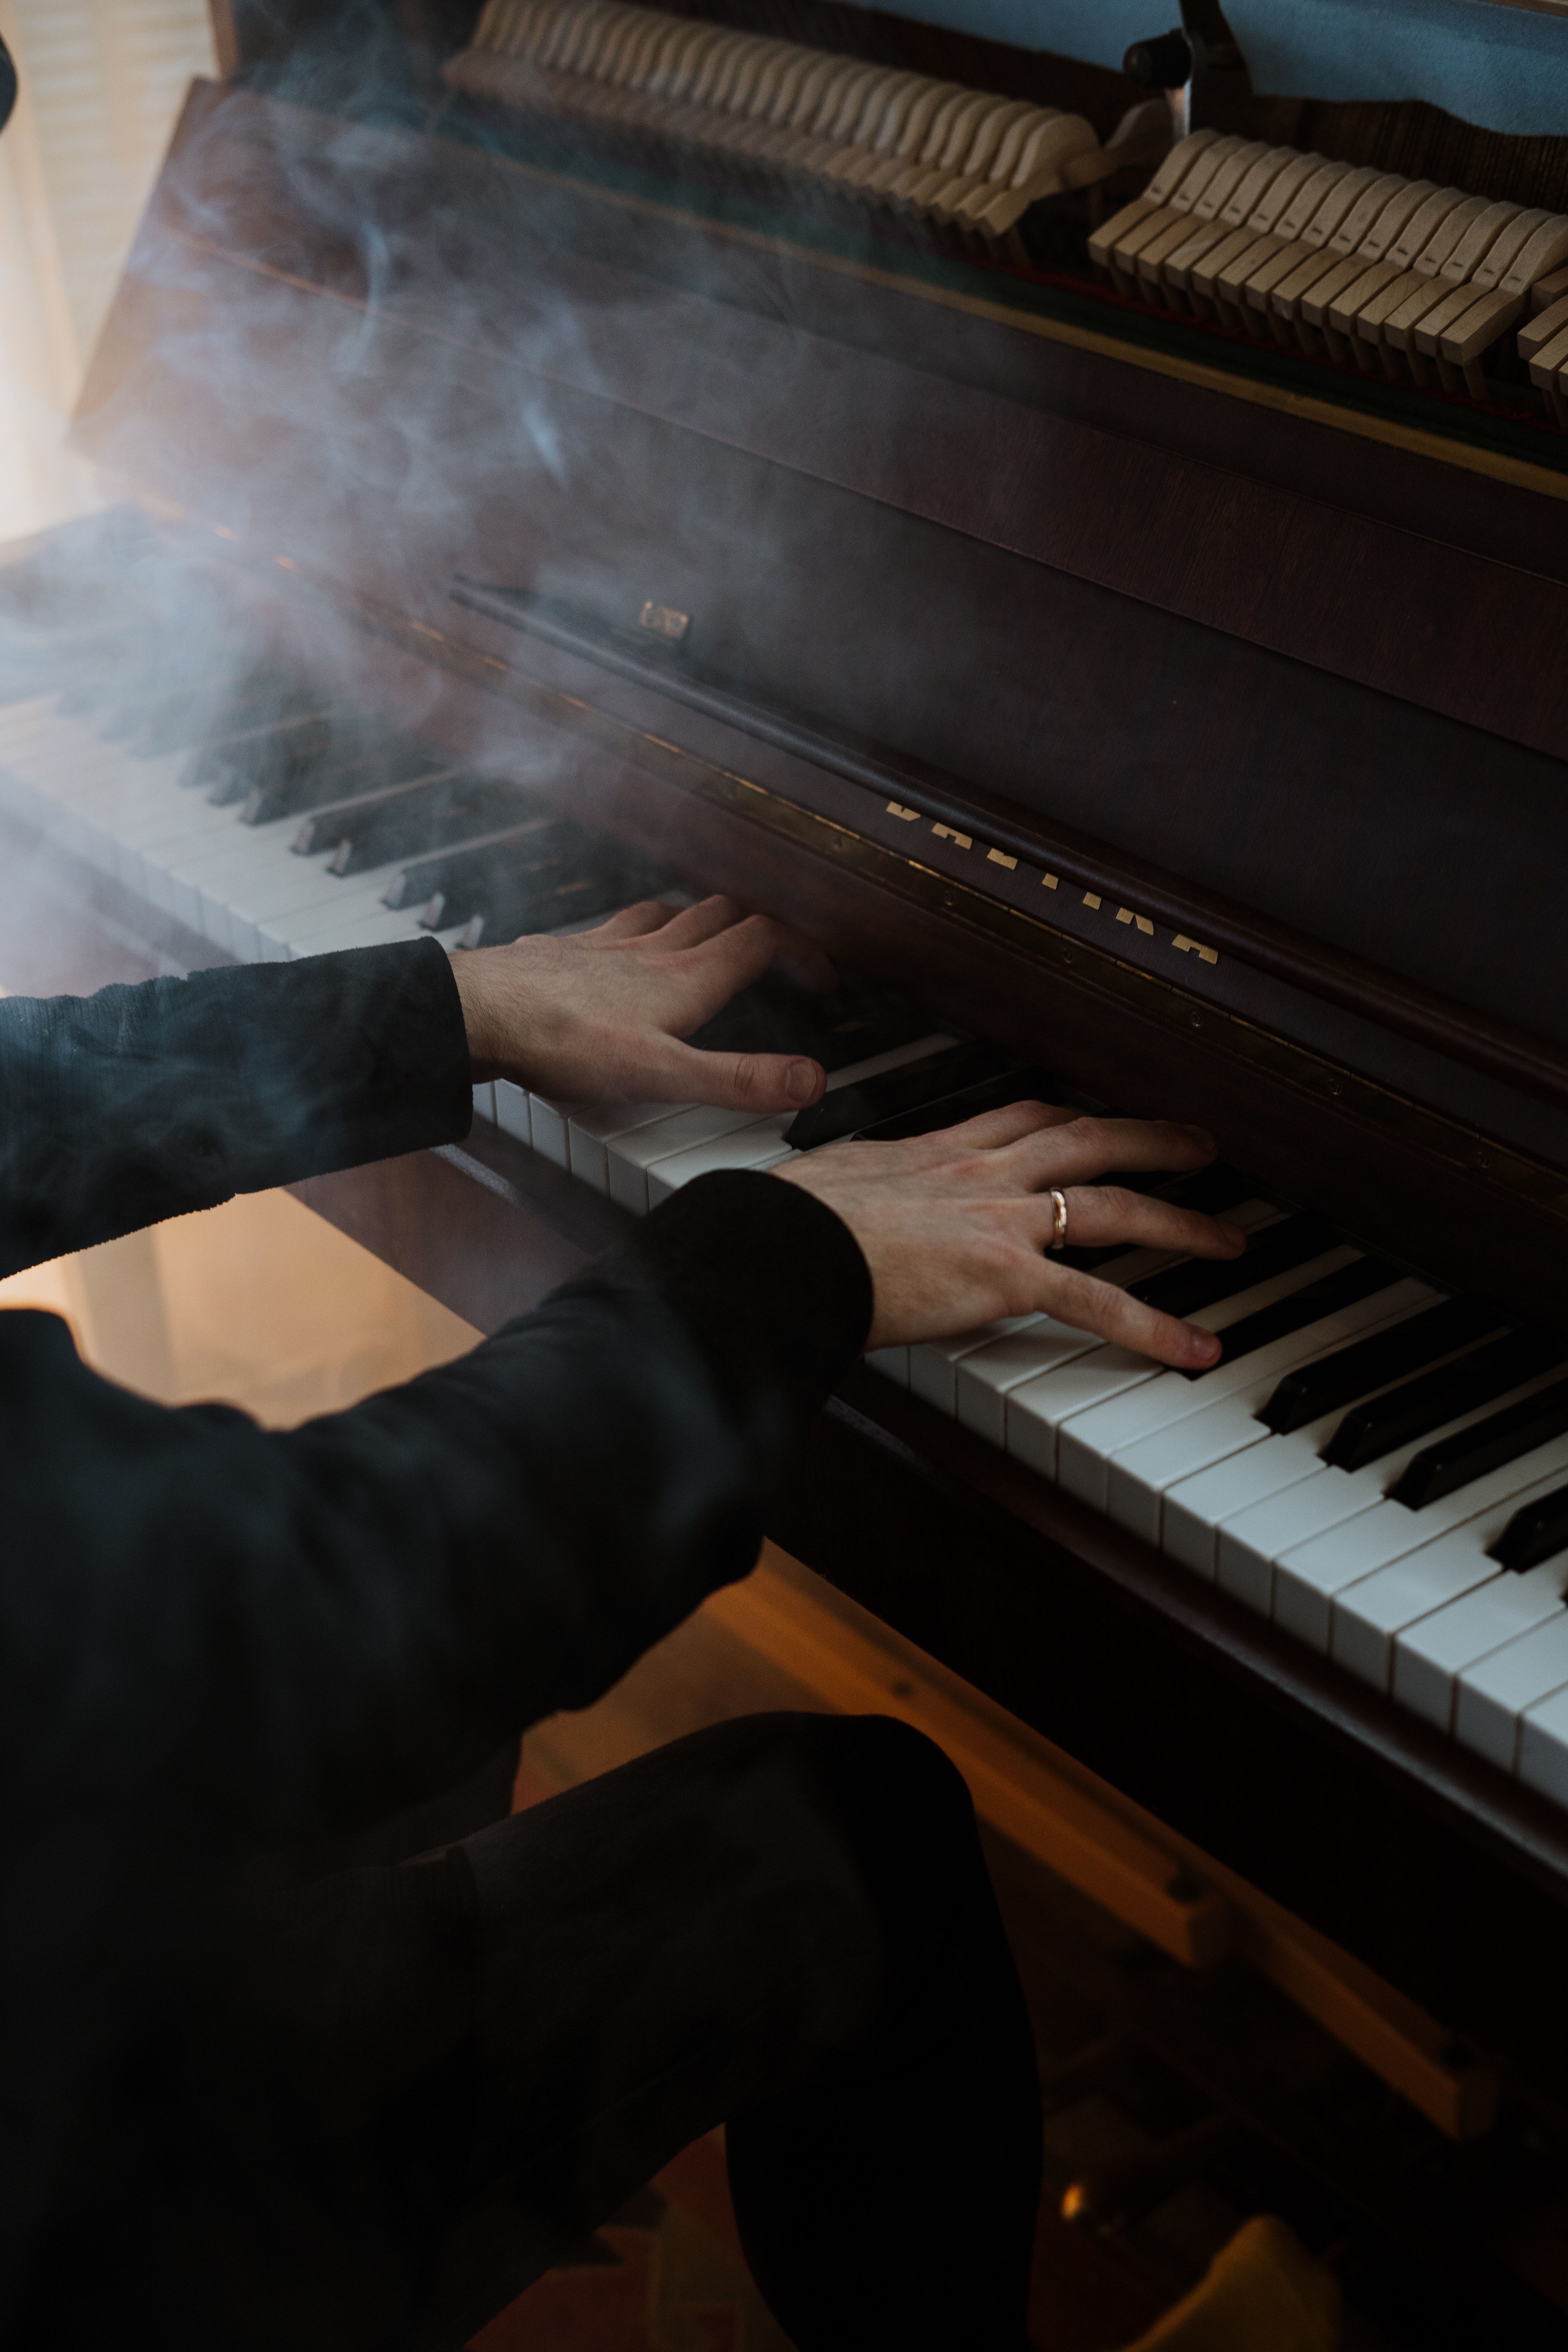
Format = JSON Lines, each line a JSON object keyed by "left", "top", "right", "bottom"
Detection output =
{"left": 2, "top": 1171, "right": 872, "bottom": 1846}
{"left": 0, "top": 940, "right": 472, "bottom": 1277}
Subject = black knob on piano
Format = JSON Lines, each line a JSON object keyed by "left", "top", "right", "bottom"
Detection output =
{"left": 1123, "top": 28, "right": 1194, "bottom": 88}
{"left": 0, "top": 39, "right": 15, "bottom": 140}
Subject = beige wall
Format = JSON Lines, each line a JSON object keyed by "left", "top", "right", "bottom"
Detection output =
{"left": 0, "top": 0, "right": 216, "bottom": 539}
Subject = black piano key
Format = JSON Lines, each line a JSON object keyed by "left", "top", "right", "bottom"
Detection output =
{"left": 852, "top": 1062, "right": 1063, "bottom": 1142}
{"left": 90, "top": 668, "right": 225, "bottom": 737}
{"left": 381, "top": 821, "right": 577, "bottom": 914}
{"left": 124, "top": 677, "right": 317, "bottom": 756}
{"left": 1492, "top": 1483, "right": 1568, "bottom": 1573}
{"left": 1392, "top": 1374, "right": 1568, "bottom": 1510}
{"left": 1129, "top": 1164, "right": 1256, "bottom": 1219}
{"left": 688, "top": 975, "right": 933, "bottom": 1076}
{"left": 54, "top": 645, "right": 176, "bottom": 716}
{"left": 783, "top": 1040, "right": 1018, "bottom": 1150}
{"left": 1049, "top": 1170, "right": 1261, "bottom": 1276}
{"left": 181, "top": 711, "right": 341, "bottom": 800}
{"left": 1181, "top": 1256, "right": 1402, "bottom": 1379}
{"left": 446, "top": 853, "right": 670, "bottom": 942}
{"left": 1260, "top": 1295, "right": 1495, "bottom": 1436}
{"left": 1127, "top": 1211, "right": 1336, "bottom": 1319}
{"left": 1323, "top": 1326, "right": 1568, "bottom": 1474}
{"left": 303, "top": 773, "right": 537, "bottom": 875}
{"left": 408, "top": 831, "right": 667, "bottom": 931}
{"left": 242, "top": 740, "right": 437, "bottom": 828}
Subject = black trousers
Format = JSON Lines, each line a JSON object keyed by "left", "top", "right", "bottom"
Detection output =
{"left": 36, "top": 1716, "right": 1042, "bottom": 2351}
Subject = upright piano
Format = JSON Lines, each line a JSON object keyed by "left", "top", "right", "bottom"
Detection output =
{"left": 11, "top": 0, "right": 1568, "bottom": 2326}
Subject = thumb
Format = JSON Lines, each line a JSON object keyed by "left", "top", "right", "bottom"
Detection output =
{"left": 651, "top": 1037, "right": 826, "bottom": 1114}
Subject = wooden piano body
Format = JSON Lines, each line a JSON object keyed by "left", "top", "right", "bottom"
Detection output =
{"left": 35, "top": 0, "right": 1568, "bottom": 2212}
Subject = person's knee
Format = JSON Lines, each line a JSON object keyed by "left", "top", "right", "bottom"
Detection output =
{"left": 757, "top": 1711, "right": 978, "bottom": 1878}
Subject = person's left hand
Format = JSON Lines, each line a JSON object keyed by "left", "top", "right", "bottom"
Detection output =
{"left": 449, "top": 896, "right": 837, "bottom": 1109}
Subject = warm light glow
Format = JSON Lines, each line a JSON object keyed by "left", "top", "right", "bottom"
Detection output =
{"left": 0, "top": 1189, "right": 481, "bottom": 1425}
{"left": 0, "top": 0, "right": 216, "bottom": 541}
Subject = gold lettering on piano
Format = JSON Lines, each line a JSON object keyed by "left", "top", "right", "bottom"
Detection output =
{"left": 638, "top": 601, "right": 690, "bottom": 642}
{"left": 214, "top": 525, "right": 235, "bottom": 541}
{"left": 1083, "top": 891, "right": 1102, "bottom": 909}
{"left": 986, "top": 849, "right": 1018, "bottom": 871}
{"left": 886, "top": 802, "right": 922, "bottom": 821}
{"left": 1116, "top": 907, "right": 1156, "bottom": 935}
{"left": 931, "top": 825, "right": 973, "bottom": 849}
{"left": 1042, "top": 873, "right": 1059, "bottom": 890}
{"left": 275, "top": 555, "right": 296, "bottom": 571}
{"left": 1173, "top": 934, "right": 1220, "bottom": 965}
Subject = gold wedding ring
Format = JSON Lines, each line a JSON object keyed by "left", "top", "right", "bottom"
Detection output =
{"left": 1049, "top": 1189, "right": 1069, "bottom": 1250}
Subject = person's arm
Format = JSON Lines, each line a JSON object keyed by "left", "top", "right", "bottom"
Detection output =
{"left": 0, "top": 896, "right": 836, "bottom": 1278}
{"left": 0, "top": 942, "right": 472, "bottom": 1278}
{"left": 6, "top": 1087, "right": 1242, "bottom": 1849}
{"left": 5, "top": 1168, "right": 871, "bottom": 1846}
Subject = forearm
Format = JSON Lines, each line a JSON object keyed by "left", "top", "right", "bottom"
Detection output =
{"left": 0, "top": 942, "right": 471, "bottom": 1275}
{"left": 252, "top": 1172, "right": 871, "bottom": 1835}
{"left": 5, "top": 1172, "right": 871, "bottom": 1846}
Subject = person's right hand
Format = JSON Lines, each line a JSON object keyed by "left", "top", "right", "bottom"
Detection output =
{"left": 772, "top": 1102, "right": 1247, "bottom": 1369}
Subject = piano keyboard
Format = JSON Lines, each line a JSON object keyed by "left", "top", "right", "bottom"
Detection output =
{"left": 443, "top": 0, "right": 1169, "bottom": 246}
{"left": 1093, "top": 129, "right": 1568, "bottom": 403}
{"left": 10, "top": 675, "right": 1568, "bottom": 1817}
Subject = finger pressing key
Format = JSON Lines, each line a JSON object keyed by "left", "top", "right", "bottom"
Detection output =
{"left": 1038, "top": 1260, "right": 1223, "bottom": 1371}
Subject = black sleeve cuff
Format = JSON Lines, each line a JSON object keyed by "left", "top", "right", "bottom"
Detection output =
{"left": 0, "top": 938, "right": 473, "bottom": 1274}
{"left": 598, "top": 1166, "right": 874, "bottom": 1426}
{"left": 217, "top": 939, "right": 474, "bottom": 1191}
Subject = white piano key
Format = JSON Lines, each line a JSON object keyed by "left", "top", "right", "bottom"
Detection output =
{"left": 909, "top": 1316, "right": 1047, "bottom": 1415}
{"left": 1277, "top": 1425, "right": 1568, "bottom": 1652}
{"left": 1059, "top": 1243, "right": 1367, "bottom": 1508}
{"left": 186, "top": 836, "right": 375, "bottom": 958}
{"left": 1091, "top": 1269, "right": 1429, "bottom": 1535}
{"left": 160, "top": 831, "right": 363, "bottom": 954}
{"left": 605, "top": 1031, "right": 955, "bottom": 1216}
{"left": 471, "top": 1081, "right": 495, "bottom": 1124}
{"left": 955, "top": 1202, "right": 1283, "bottom": 1450}
{"left": 566, "top": 1100, "right": 696, "bottom": 1194}
{"left": 1163, "top": 1426, "right": 1329, "bottom": 1580}
{"left": 1215, "top": 1364, "right": 1568, "bottom": 1621}
{"left": 606, "top": 1102, "right": 771, "bottom": 1213}
{"left": 290, "top": 905, "right": 449, "bottom": 957}
{"left": 957, "top": 1319, "right": 1105, "bottom": 1446}
{"left": 20, "top": 752, "right": 212, "bottom": 882}
{"left": 271, "top": 889, "right": 418, "bottom": 955}
{"left": 1393, "top": 1562, "right": 1568, "bottom": 1732}
{"left": 494, "top": 1078, "right": 532, "bottom": 1147}
{"left": 1329, "top": 1455, "right": 1568, "bottom": 1691}
{"left": 1006, "top": 1344, "right": 1160, "bottom": 1481}
{"left": 526, "top": 1095, "right": 578, "bottom": 1169}
{"left": 1518, "top": 1681, "right": 1568, "bottom": 1806}
{"left": 0, "top": 714, "right": 130, "bottom": 791}
{"left": 1166, "top": 1300, "right": 1503, "bottom": 1590}
{"left": 866, "top": 1345, "right": 911, "bottom": 1387}
{"left": 0, "top": 693, "right": 67, "bottom": 755}
{"left": 645, "top": 1116, "right": 795, "bottom": 1204}
{"left": 1455, "top": 1613, "right": 1568, "bottom": 1771}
